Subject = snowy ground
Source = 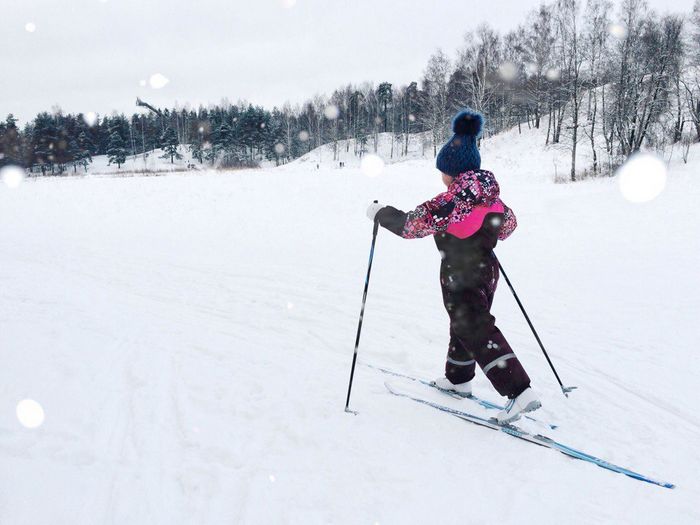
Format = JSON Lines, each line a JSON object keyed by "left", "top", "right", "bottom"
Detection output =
{"left": 1, "top": 128, "right": 699, "bottom": 524}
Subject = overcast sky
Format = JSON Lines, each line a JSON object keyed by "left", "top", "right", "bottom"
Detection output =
{"left": 2, "top": 0, "right": 695, "bottom": 125}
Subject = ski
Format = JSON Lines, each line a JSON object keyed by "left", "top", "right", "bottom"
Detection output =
{"left": 384, "top": 381, "right": 675, "bottom": 490}
{"left": 365, "top": 362, "right": 557, "bottom": 429}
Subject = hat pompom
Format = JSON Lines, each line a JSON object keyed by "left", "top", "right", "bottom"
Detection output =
{"left": 452, "top": 109, "right": 484, "bottom": 137}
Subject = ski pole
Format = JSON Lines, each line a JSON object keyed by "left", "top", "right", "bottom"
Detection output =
{"left": 345, "top": 203, "right": 380, "bottom": 414}
{"left": 495, "top": 254, "right": 577, "bottom": 398}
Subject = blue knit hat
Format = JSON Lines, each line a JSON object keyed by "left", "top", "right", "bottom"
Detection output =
{"left": 436, "top": 109, "right": 484, "bottom": 176}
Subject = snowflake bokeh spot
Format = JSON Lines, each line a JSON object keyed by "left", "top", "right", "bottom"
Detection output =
{"left": 16, "top": 399, "right": 45, "bottom": 428}
{"left": 499, "top": 62, "right": 518, "bottom": 81}
{"left": 1, "top": 165, "right": 26, "bottom": 188}
{"left": 149, "top": 73, "right": 169, "bottom": 89}
{"left": 608, "top": 23, "right": 628, "bottom": 39}
{"left": 324, "top": 105, "right": 340, "bottom": 120}
{"left": 545, "top": 68, "right": 560, "bottom": 81}
{"left": 360, "top": 154, "right": 384, "bottom": 178}
{"left": 617, "top": 153, "right": 667, "bottom": 203}
{"left": 83, "top": 112, "right": 98, "bottom": 127}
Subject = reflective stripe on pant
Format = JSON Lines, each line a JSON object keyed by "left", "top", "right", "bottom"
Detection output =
{"left": 442, "top": 252, "right": 530, "bottom": 399}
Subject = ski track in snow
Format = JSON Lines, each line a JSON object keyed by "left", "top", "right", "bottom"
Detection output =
{"left": 1, "top": 133, "right": 699, "bottom": 524}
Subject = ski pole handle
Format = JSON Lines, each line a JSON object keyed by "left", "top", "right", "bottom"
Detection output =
{"left": 372, "top": 199, "right": 380, "bottom": 234}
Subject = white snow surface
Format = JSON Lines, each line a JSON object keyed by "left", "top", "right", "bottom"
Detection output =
{"left": 1, "top": 128, "right": 699, "bottom": 524}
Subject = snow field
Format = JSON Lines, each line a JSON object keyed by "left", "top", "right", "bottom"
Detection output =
{"left": 1, "top": 128, "right": 699, "bottom": 523}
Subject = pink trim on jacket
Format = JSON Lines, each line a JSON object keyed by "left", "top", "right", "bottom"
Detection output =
{"left": 445, "top": 201, "right": 504, "bottom": 239}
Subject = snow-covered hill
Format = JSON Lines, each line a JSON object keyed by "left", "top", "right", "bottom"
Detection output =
{"left": 79, "top": 147, "right": 202, "bottom": 175}
{"left": 1, "top": 129, "right": 699, "bottom": 524}
{"left": 289, "top": 125, "right": 626, "bottom": 182}
{"left": 291, "top": 131, "right": 434, "bottom": 169}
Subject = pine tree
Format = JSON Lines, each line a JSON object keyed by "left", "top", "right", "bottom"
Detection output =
{"left": 67, "top": 137, "right": 81, "bottom": 173}
{"left": 189, "top": 139, "right": 204, "bottom": 164}
{"left": 53, "top": 123, "right": 72, "bottom": 174}
{"left": 210, "top": 121, "right": 232, "bottom": 165}
{"left": 189, "top": 125, "right": 205, "bottom": 164}
{"left": 159, "top": 126, "right": 181, "bottom": 163}
{"left": 107, "top": 131, "right": 127, "bottom": 168}
{"left": 0, "top": 114, "right": 22, "bottom": 166}
{"left": 75, "top": 131, "right": 93, "bottom": 172}
{"left": 31, "top": 112, "right": 60, "bottom": 175}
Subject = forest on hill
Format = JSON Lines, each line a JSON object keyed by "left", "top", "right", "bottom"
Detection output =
{"left": 1, "top": 0, "right": 699, "bottom": 180}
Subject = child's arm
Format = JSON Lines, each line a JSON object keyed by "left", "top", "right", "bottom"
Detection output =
{"left": 375, "top": 191, "right": 454, "bottom": 239}
{"left": 375, "top": 170, "right": 503, "bottom": 239}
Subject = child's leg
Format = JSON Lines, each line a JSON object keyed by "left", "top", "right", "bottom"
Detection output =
{"left": 445, "top": 326, "right": 477, "bottom": 384}
{"left": 442, "top": 268, "right": 531, "bottom": 399}
{"left": 474, "top": 323, "right": 531, "bottom": 399}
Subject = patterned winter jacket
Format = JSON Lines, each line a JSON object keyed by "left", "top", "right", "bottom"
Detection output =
{"left": 375, "top": 169, "right": 517, "bottom": 268}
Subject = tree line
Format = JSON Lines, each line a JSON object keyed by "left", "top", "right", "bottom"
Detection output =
{"left": 1, "top": 0, "right": 699, "bottom": 180}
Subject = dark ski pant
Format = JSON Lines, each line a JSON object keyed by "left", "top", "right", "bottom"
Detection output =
{"left": 441, "top": 252, "right": 530, "bottom": 399}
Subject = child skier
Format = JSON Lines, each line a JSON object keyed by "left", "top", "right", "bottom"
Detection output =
{"left": 366, "top": 109, "right": 540, "bottom": 423}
